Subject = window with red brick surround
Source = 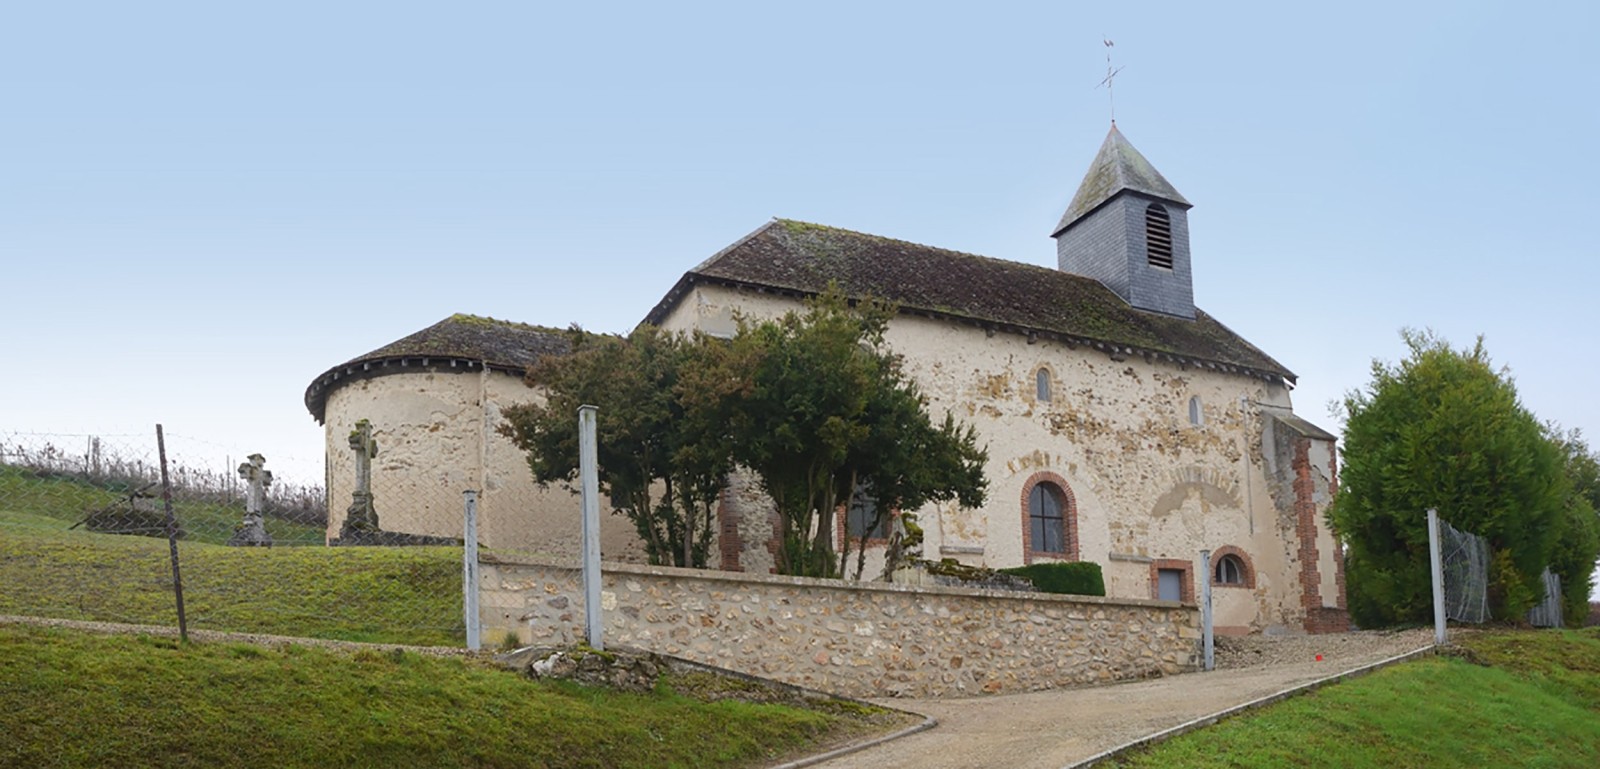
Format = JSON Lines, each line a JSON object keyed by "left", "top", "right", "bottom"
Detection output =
{"left": 1209, "top": 545, "right": 1255, "bottom": 589}
{"left": 836, "top": 502, "right": 895, "bottom": 548}
{"left": 1020, "top": 471, "right": 1078, "bottom": 564}
{"left": 836, "top": 484, "right": 894, "bottom": 549}
{"left": 1149, "top": 558, "right": 1196, "bottom": 604}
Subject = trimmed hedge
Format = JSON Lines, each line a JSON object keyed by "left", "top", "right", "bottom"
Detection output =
{"left": 999, "top": 562, "right": 1106, "bottom": 597}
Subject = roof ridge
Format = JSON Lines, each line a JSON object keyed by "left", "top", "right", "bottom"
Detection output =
{"left": 441, "top": 313, "right": 568, "bottom": 336}
{"left": 767, "top": 218, "right": 1062, "bottom": 277}
{"left": 654, "top": 218, "right": 1296, "bottom": 384}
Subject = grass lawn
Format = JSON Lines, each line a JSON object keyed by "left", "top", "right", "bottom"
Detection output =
{"left": 0, "top": 464, "right": 325, "bottom": 545}
{"left": 1107, "top": 628, "right": 1600, "bottom": 768}
{"left": 0, "top": 623, "right": 888, "bottom": 769}
{"left": 0, "top": 507, "right": 462, "bottom": 646}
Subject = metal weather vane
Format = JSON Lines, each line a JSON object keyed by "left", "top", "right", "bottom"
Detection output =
{"left": 1097, "top": 37, "right": 1124, "bottom": 125}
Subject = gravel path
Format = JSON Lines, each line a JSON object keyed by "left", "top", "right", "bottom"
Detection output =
{"left": 808, "top": 628, "right": 1435, "bottom": 769}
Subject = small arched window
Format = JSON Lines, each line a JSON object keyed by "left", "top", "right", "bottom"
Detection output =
{"left": 1215, "top": 554, "right": 1246, "bottom": 585}
{"left": 1036, "top": 368, "right": 1052, "bottom": 402}
{"left": 1209, "top": 547, "right": 1254, "bottom": 588}
{"left": 1146, "top": 203, "right": 1174, "bottom": 269}
{"left": 1188, "top": 395, "right": 1203, "bottom": 426}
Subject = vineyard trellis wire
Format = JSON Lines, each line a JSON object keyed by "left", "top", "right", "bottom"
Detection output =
{"left": 0, "top": 429, "right": 489, "bottom": 647}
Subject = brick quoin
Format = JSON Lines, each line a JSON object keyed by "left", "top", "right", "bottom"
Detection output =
{"left": 717, "top": 487, "right": 742, "bottom": 572}
{"left": 1294, "top": 436, "right": 1350, "bottom": 634}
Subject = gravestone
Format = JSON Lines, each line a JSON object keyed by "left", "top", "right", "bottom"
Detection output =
{"left": 227, "top": 453, "right": 274, "bottom": 547}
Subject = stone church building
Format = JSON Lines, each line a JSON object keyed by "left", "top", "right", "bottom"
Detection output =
{"left": 305, "top": 125, "right": 1347, "bottom": 635}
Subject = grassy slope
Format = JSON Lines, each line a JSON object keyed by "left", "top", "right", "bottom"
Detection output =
{"left": 0, "top": 465, "right": 325, "bottom": 545}
{"left": 0, "top": 624, "right": 862, "bottom": 769}
{"left": 1, "top": 508, "right": 461, "bottom": 646}
{"left": 1109, "top": 629, "right": 1600, "bottom": 769}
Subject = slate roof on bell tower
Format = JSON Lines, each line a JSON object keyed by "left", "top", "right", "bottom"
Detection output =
{"left": 1053, "top": 124, "right": 1191, "bottom": 236}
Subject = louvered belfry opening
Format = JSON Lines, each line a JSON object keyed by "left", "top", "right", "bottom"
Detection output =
{"left": 1145, "top": 203, "right": 1174, "bottom": 269}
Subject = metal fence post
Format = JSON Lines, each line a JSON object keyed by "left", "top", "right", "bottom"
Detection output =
{"left": 155, "top": 425, "right": 188, "bottom": 644}
{"left": 462, "top": 490, "right": 481, "bottom": 651}
{"left": 1200, "top": 549, "right": 1213, "bottom": 672}
{"left": 1427, "top": 508, "right": 1446, "bottom": 645}
{"left": 578, "top": 405, "right": 604, "bottom": 650}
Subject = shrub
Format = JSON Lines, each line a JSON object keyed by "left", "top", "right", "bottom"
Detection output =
{"left": 999, "top": 562, "right": 1105, "bottom": 597}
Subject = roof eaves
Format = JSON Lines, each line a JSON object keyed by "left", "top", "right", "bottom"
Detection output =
{"left": 678, "top": 273, "right": 1294, "bottom": 386}
{"left": 640, "top": 219, "right": 782, "bottom": 330}
{"left": 304, "top": 354, "right": 521, "bottom": 425}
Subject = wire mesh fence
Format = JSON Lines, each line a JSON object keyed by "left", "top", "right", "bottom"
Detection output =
{"left": 1528, "top": 568, "right": 1564, "bottom": 628}
{"left": 1438, "top": 515, "right": 1490, "bottom": 624}
{"left": 1436, "top": 512, "right": 1564, "bottom": 628}
{"left": 0, "top": 430, "right": 481, "bottom": 647}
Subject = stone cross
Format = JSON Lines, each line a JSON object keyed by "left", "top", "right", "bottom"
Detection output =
{"left": 342, "top": 419, "right": 381, "bottom": 536}
{"left": 227, "top": 453, "right": 274, "bottom": 547}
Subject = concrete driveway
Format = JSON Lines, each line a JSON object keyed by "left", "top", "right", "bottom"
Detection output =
{"left": 807, "top": 629, "right": 1435, "bottom": 769}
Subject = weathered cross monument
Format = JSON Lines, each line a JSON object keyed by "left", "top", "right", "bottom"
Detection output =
{"left": 332, "top": 418, "right": 461, "bottom": 547}
{"left": 341, "top": 418, "right": 381, "bottom": 539}
{"left": 228, "top": 453, "right": 274, "bottom": 547}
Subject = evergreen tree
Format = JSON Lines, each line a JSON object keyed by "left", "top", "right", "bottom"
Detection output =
{"left": 500, "top": 326, "right": 728, "bottom": 568}
{"left": 1547, "top": 427, "right": 1600, "bottom": 625}
{"left": 1332, "top": 330, "right": 1568, "bottom": 625}
{"left": 501, "top": 286, "right": 988, "bottom": 579}
{"left": 721, "top": 287, "right": 988, "bottom": 578}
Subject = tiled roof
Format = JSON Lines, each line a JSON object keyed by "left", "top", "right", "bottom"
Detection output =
{"left": 645, "top": 220, "right": 1293, "bottom": 383}
{"left": 304, "top": 314, "right": 570, "bottom": 423}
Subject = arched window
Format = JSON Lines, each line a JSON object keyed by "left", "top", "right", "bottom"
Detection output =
{"left": 1020, "top": 471, "right": 1077, "bottom": 563}
{"left": 1145, "top": 203, "right": 1174, "bottom": 269}
{"left": 1215, "top": 555, "right": 1244, "bottom": 584}
{"left": 1036, "top": 368, "right": 1052, "bottom": 402}
{"left": 1210, "top": 546, "right": 1255, "bottom": 588}
{"left": 1029, "top": 483, "right": 1065, "bottom": 553}
{"left": 1188, "top": 395, "right": 1203, "bottom": 426}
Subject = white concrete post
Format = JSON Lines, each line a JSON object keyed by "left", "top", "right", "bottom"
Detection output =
{"left": 578, "top": 405, "right": 604, "bottom": 650}
{"left": 462, "top": 490, "right": 481, "bottom": 651}
{"left": 1427, "top": 508, "right": 1446, "bottom": 645}
{"left": 1200, "top": 549, "right": 1214, "bottom": 672}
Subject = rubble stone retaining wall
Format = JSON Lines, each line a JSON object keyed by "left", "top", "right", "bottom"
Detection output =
{"left": 480, "top": 555, "right": 1201, "bottom": 698}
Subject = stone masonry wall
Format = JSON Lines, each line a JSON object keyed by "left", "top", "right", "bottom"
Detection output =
{"left": 322, "top": 367, "right": 646, "bottom": 561}
{"left": 482, "top": 555, "right": 1201, "bottom": 699}
{"left": 655, "top": 284, "right": 1337, "bottom": 634}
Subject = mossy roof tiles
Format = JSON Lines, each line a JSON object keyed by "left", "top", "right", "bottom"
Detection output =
{"left": 1055, "top": 125, "right": 1190, "bottom": 235}
{"left": 646, "top": 219, "right": 1293, "bottom": 383}
{"left": 304, "top": 314, "right": 569, "bottom": 423}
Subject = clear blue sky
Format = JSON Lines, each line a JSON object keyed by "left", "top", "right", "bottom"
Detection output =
{"left": 5, "top": 0, "right": 1597, "bottom": 508}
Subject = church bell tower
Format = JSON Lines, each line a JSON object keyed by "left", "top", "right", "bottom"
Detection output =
{"left": 1053, "top": 125, "right": 1196, "bottom": 319}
